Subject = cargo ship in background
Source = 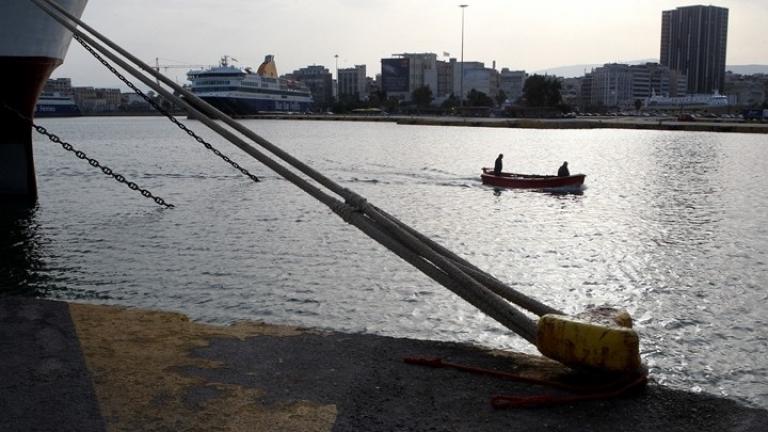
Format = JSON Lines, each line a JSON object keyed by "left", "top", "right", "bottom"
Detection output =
{"left": 187, "top": 55, "right": 314, "bottom": 116}
{"left": 0, "top": 0, "right": 88, "bottom": 202}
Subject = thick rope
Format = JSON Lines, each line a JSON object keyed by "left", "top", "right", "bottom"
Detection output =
{"left": 404, "top": 356, "right": 649, "bottom": 409}
{"left": 36, "top": 0, "right": 555, "bottom": 320}
{"left": 32, "top": 0, "right": 544, "bottom": 345}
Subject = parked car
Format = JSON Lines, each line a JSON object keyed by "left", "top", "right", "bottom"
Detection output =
{"left": 677, "top": 113, "right": 697, "bottom": 121}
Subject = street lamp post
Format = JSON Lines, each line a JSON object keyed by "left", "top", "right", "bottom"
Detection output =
{"left": 334, "top": 54, "right": 339, "bottom": 101}
{"left": 459, "top": 4, "right": 468, "bottom": 109}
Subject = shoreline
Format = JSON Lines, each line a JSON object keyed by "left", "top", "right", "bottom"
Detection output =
{"left": 2, "top": 296, "right": 767, "bottom": 431}
{"left": 47, "top": 112, "right": 768, "bottom": 134}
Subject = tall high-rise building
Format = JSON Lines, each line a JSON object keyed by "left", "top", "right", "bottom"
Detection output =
{"left": 660, "top": 5, "right": 728, "bottom": 94}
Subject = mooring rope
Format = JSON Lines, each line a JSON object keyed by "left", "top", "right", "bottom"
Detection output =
{"left": 35, "top": 0, "right": 564, "bottom": 321}
{"left": 71, "top": 33, "right": 261, "bottom": 184}
{"left": 32, "top": 0, "right": 557, "bottom": 345}
{"left": 403, "top": 356, "right": 648, "bottom": 409}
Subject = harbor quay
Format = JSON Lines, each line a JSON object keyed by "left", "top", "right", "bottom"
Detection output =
{"left": 2, "top": 296, "right": 767, "bottom": 432}
{"left": 206, "top": 113, "right": 768, "bottom": 134}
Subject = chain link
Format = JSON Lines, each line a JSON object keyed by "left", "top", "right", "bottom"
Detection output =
{"left": 33, "top": 122, "right": 176, "bottom": 208}
{"left": 2, "top": 102, "right": 174, "bottom": 208}
{"left": 72, "top": 34, "right": 260, "bottom": 183}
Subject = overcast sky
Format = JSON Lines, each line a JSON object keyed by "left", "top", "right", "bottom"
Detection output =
{"left": 52, "top": 0, "right": 768, "bottom": 87}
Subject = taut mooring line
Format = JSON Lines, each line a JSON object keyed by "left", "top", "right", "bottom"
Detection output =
{"left": 30, "top": 0, "right": 562, "bottom": 344}
{"left": 35, "top": 0, "right": 560, "bottom": 319}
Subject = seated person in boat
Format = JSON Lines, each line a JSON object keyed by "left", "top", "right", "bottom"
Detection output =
{"left": 558, "top": 161, "right": 570, "bottom": 177}
{"left": 494, "top": 153, "right": 504, "bottom": 176}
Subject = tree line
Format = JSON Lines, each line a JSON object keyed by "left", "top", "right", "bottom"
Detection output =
{"left": 329, "top": 74, "right": 567, "bottom": 115}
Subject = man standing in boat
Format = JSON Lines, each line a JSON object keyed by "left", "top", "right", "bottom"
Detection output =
{"left": 494, "top": 154, "right": 504, "bottom": 176}
{"left": 558, "top": 161, "right": 570, "bottom": 177}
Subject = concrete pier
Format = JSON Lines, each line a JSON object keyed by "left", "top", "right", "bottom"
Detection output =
{"left": 1, "top": 296, "right": 767, "bottom": 431}
{"left": 234, "top": 113, "right": 768, "bottom": 134}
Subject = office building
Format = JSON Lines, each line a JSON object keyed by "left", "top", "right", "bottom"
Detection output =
{"left": 290, "top": 65, "right": 333, "bottom": 108}
{"left": 43, "top": 78, "right": 73, "bottom": 95}
{"left": 338, "top": 65, "right": 368, "bottom": 102}
{"left": 453, "top": 61, "right": 498, "bottom": 99}
{"left": 589, "top": 63, "right": 633, "bottom": 107}
{"left": 381, "top": 53, "right": 438, "bottom": 102}
{"left": 660, "top": 5, "right": 728, "bottom": 94}
{"left": 499, "top": 69, "right": 527, "bottom": 103}
{"left": 631, "top": 63, "right": 687, "bottom": 99}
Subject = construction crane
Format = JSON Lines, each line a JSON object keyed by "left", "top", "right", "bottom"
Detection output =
{"left": 153, "top": 57, "right": 209, "bottom": 84}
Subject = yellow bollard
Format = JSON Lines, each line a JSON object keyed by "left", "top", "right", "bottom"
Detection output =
{"left": 536, "top": 313, "right": 642, "bottom": 372}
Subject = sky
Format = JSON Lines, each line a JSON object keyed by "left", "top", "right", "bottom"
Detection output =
{"left": 52, "top": 0, "right": 768, "bottom": 88}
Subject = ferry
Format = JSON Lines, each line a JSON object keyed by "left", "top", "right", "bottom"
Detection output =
{"left": 645, "top": 92, "right": 731, "bottom": 109}
{"left": 0, "top": 0, "right": 88, "bottom": 200}
{"left": 35, "top": 92, "right": 81, "bottom": 117}
{"left": 187, "top": 55, "right": 313, "bottom": 115}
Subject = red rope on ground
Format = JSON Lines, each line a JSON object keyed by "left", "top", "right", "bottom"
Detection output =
{"left": 403, "top": 356, "right": 648, "bottom": 409}
{"left": 490, "top": 373, "right": 648, "bottom": 409}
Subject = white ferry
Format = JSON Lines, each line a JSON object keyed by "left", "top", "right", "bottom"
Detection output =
{"left": 35, "top": 92, "right": 81, "bottom": 117}
{"left": 188, "top": 55, "right": 313, "bottom": 115}
{"left": 645, "top": 92, "right": 731, "bottom": 109}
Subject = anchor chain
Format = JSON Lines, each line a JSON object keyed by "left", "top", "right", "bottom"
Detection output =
{"left": 1, "top": 102, "right": 174, "bottom": 208}
{"left": 33, "top": 123, "right": 175, "bottom": 208}
{"left": 72, "top": 34, "right": 260, "bottom": 183}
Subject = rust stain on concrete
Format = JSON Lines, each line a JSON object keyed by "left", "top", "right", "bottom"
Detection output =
{"left": 68, "top": 303, "right": 336, "bottom": 432}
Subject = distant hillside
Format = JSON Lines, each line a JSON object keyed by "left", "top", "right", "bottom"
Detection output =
{"left": 534, "top": 60, "right": 657, "bottom": 78}
{"left": 533, "top": 61, "right": 768, "bottom": 78}
{"left": 726, "top": 65, "right": 768, "bottom": 75}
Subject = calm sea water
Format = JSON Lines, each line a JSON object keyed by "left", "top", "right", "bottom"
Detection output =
{"left": 2, "top": 116, "right": 767, "bottom": 408}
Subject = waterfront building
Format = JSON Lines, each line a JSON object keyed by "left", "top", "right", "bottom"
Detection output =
{"left": 581, "top": 63, "right": 688, "bottom": 110}
{"left": 72, "top": 86, "right": 121, "bottom": 112}
{"left": 381, "top": 53, "right": 438, "bottom": 102}
{"left": 499, "top": 69, "right": 527, "bottom": 103}
{"left": 43, "top": 78, "right": 74, "bottom": 95}
{"left": 560, "top": 77, "right": 582, "bottom": 109}
{"left": 631, "top": 62, "right": 687, "bottom": 99}
{"left": 660, "top": 5, "right": 729, "bottom": 94}
{"left": 725, "top": 72, "right": 768, "bottom": 106}
{"left": 367, "top": 75, "right": 382, "bottom": 102}
{"left": 121, "top": 92, "right": 153, "bottom": 111}
{"left": 453, "top": 61, "right": 498, "bottom": 100}
{"left": 436, "top": 59, "right": 454, "bottom": 99}
{"left": 580, "top": 73, "right": 593, "bottom": 110}
{"left": 338, "top": 65, "right": 368, "bottom": 102}
{"left": 289, "top": 65, "right": 333, "bottom": 109}
{"left": 588, "top": 63, "right": 633, "bottom": 108}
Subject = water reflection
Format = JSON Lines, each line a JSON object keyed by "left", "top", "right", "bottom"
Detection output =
{"left": 490, "top": 187, "right": 584, "bottom": 197}
{"left": 646, "top": 136, "right": 724, "bottom": 245}
{"left": 0, "top": 203, "right": 46, "bottom": 295}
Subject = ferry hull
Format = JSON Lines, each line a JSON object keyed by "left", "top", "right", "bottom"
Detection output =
{"left": 35, "top": 102, "right": 82, "bottom": 118}
{"left": 0, "top": 0, "right": 88, "bottom": 202}
{"left": 199, "top": 95, "right": 313, "bottom": 116}
{"left": 0, "top": 57, "right": 60, "bottom": 201}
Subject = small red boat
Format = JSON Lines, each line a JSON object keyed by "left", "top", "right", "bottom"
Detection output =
{"left": 481, "top": 168, "right": 586, "bottom": 190}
